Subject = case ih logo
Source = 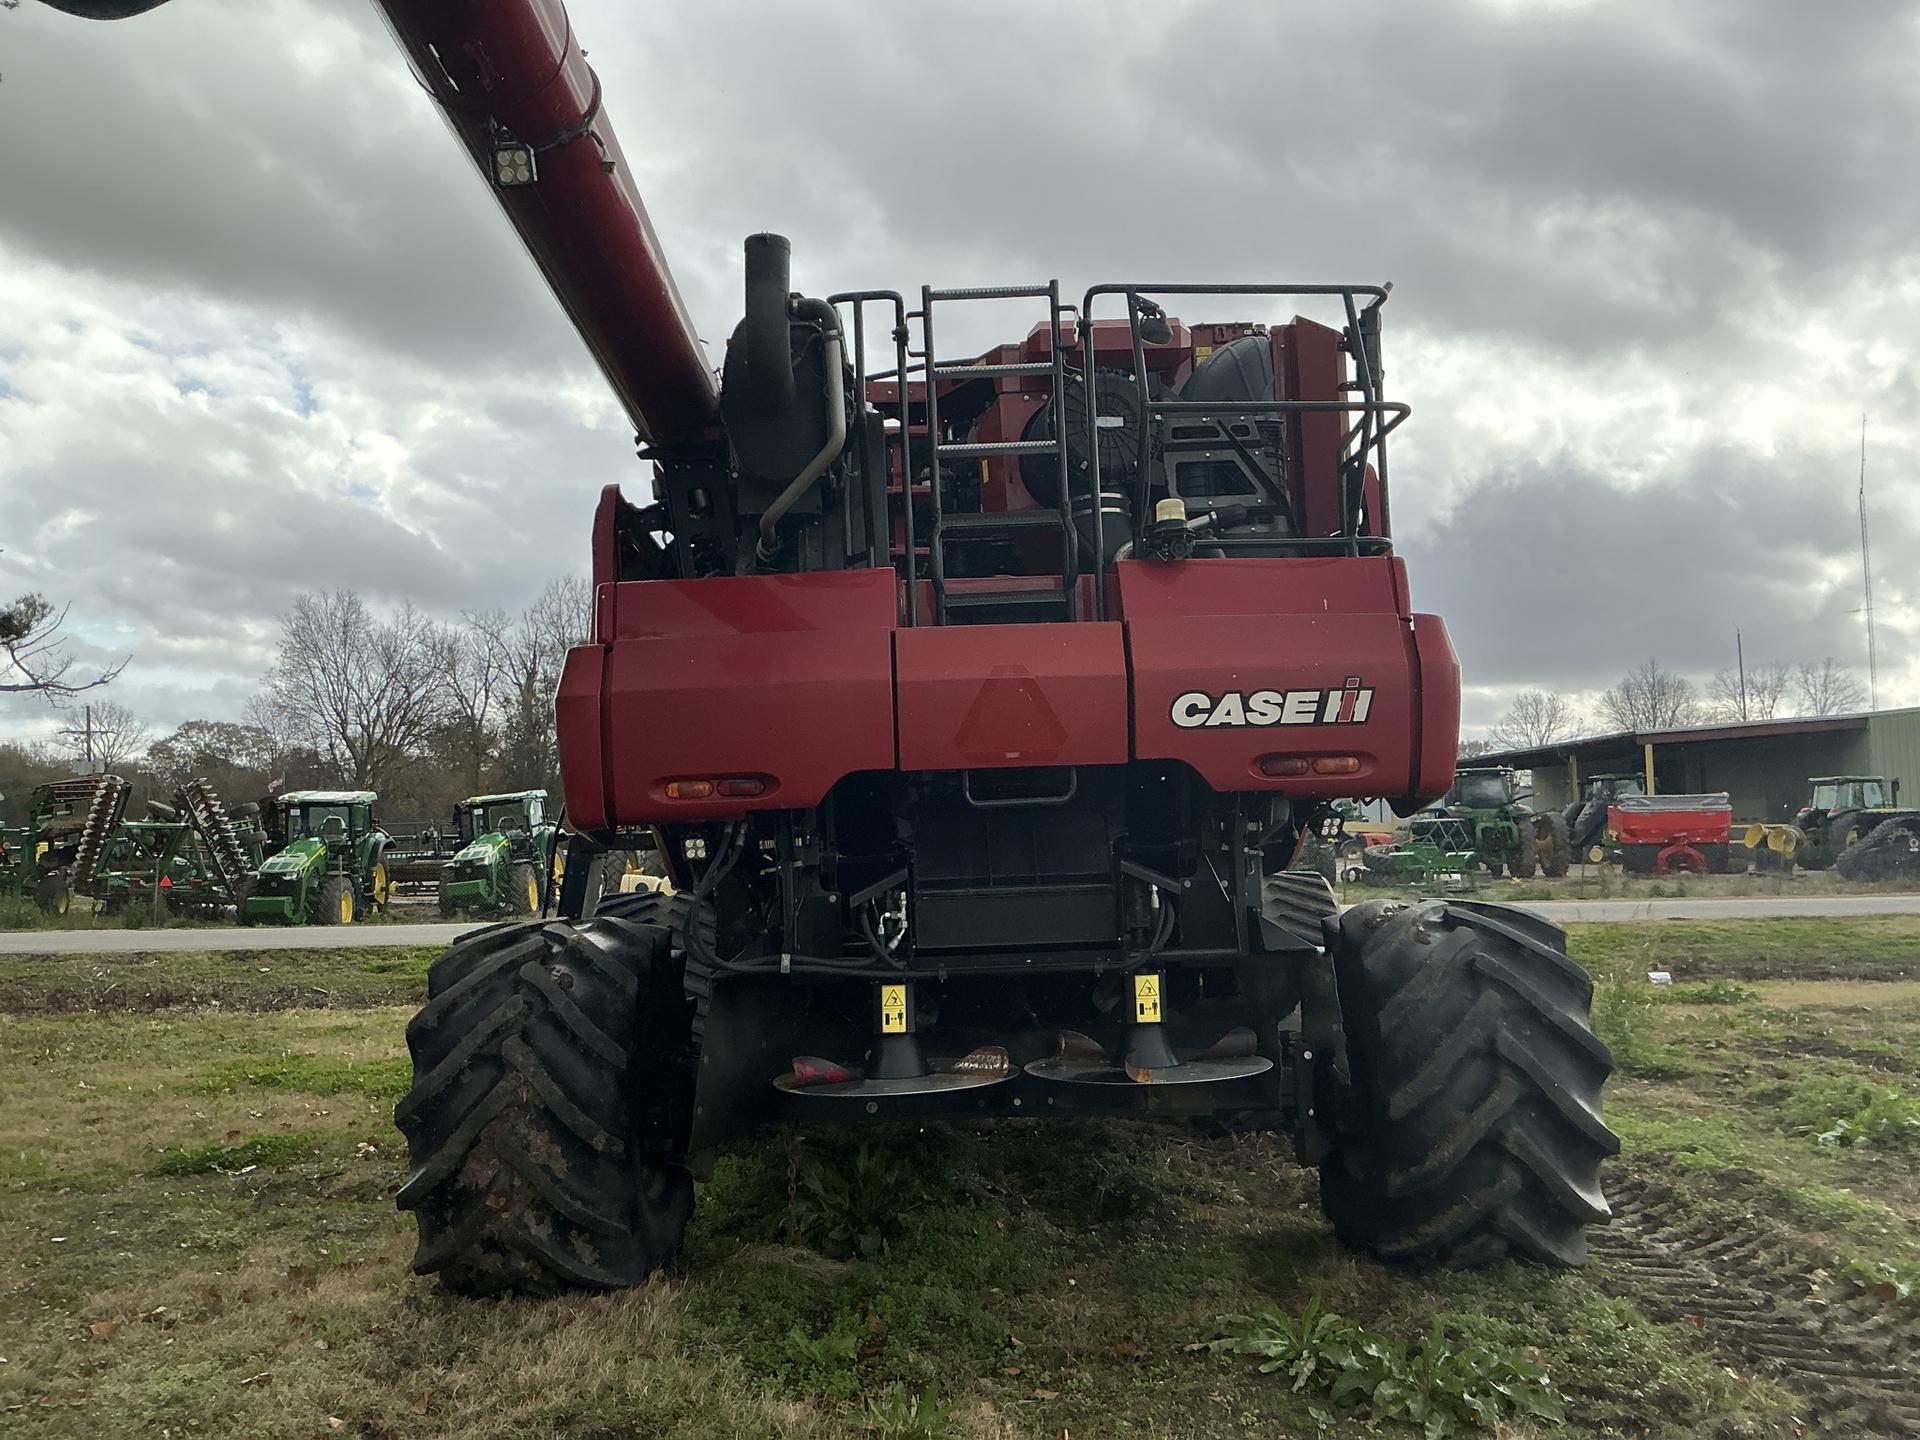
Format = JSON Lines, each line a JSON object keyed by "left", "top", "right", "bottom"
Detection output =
{"left": 1170, "top": 677, "right": 1374, "bottom": 729}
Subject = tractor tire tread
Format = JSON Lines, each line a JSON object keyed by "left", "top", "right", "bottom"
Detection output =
{"left": 1319, "top": 898, "right": 1618, "bottom": 1269}
{"left": 1262, "top": 872, "right": 1338, "bottom": 946}
{"left": 396, "top": 916, "right": 694, "bottom": 1296}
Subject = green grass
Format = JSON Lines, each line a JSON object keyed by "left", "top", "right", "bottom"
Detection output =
{"left": 6, "top": 920, "right": 1919, "bottom": 1435}
{"left": 1566, "top": 915, "right": 1920, "bottom": 981}
{"left": 187, "top": 1052, "right": 413, "bottom": 1103}
{"left": 0, "top": 945, "right": 440, "bottom": 1014}
{"left": 148, "top": 1130, "right": 332, "bottom": 1176}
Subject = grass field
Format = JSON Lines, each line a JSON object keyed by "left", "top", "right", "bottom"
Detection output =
{"left": 3, "top": 918, "right": 1918, "bottom": 1437}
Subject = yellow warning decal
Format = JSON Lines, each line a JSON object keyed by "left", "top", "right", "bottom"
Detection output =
{"left": 1133, "top": 973, "right": 1162, "bottom": 1024}
{"left": 880, "top": 984, "right": 909, "bottom": 1034}
{"left": 1192, "top": 345, "right": 1214, "bottom": 363}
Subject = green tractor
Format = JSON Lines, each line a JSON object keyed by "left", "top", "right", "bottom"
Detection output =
{"left": 1789, "top": 776, "right": 1918, "bottom": 872}
{"left": 241, "top": 791, "right": 393, "bottom": 926}
{"left": 1406, "top": 766, "right": 1571, "bottom": 879}
{"left": 436, "top": 790, "right": 559, "bottom": 917}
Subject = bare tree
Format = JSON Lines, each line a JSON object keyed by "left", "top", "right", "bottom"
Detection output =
{"left": 1489, "top": 690, "right": 1581, "bottom": 750}
{"left": 496, "top": 576, "right": 592, "bottom": 792}
{"left": 59, "top": 699, "right": 150, "bottom": 772}
{"left": 257, "top": 591, "right": 455, "bottom": 792}
{"left": 1598, "top": 658, "right": 1699, "bottom": 732}
{"left": 439, "top": 610, "right": 514, "bottom": 795}
{"left": 1458, "top": 737, "right": 1499, "bottom": 760}
{"left": 1706, "top": 660, "right": 1794, "bottom": 722}
{"left": 1796, "top": 658, "right": 1869, "bottom": 716}
{"left": 1, "top": 593, "right": 126, "bottom": 699}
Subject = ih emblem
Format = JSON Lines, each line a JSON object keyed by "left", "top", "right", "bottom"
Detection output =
{"left": 1169, "top": 676, "right": 1374, "bottom": 729}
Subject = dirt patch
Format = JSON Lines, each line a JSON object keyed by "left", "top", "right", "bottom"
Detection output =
{"left": 0, "top": 979, "right": 389, "bottom": 1015}
{"left": 1597, "top": 1167, "right": 1920, "bottom": 1438}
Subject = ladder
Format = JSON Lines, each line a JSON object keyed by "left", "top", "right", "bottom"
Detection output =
{"left": 919, "top": 283, "right": 1077, "bottom": 625}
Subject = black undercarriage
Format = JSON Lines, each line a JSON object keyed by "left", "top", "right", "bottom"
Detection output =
{"left": 556, "top": 765, "right": 1346, "bottom": 1162}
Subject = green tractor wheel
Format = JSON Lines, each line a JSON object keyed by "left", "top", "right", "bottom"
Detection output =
{"left": 320, "top": 875, "right": 356, "bottom": 926}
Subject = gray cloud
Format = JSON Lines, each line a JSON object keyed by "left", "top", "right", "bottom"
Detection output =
{"left": 2, "top": 0, "right": 1917, "bottom": 742}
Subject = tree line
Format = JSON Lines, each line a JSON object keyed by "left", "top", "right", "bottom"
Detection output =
{"left": 0, "top": 579, "right": 589, "bottom": 826}
{"left": 1471, "top": 654, "right": 1872, "bottom": 755}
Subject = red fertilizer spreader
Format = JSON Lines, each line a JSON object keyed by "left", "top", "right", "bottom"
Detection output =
{"left": 1607, "top": 793, "right": 1733, "bottom": 874}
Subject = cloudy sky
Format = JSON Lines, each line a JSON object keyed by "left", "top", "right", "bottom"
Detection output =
{"left": 2, "top": 0, "right": 1915, "bottom": 749}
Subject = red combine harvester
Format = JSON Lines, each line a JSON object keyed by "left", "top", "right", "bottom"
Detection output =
{"left": 47, "top": 0, "right": 1616, "bottom": 1293}
{"left": 1608, "top": 794, "right": 1734, "bottom": 875}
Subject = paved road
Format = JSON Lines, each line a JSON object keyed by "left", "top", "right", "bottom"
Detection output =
{"left": 3, "top": 893, "right": 1917, "bottom": 955}
{"left": 0, "top": 921, "right": 478, "bottom": 955}
{"left": 1518, "top": 894, "right": 1920, "bottom": 923}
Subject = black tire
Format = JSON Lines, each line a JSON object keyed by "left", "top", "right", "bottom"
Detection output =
{"left": 233, "top": 877, "right": 257, "bottom": 926}
{"left": 1335, "top": 839, "right": 1368, "bottom": 885}
{"left": 1618, "top": 844, "right": 1658, "bottom": 875}
{"left": 509, "top": 861, "right": 541, "bottom": 916}
{"left": 1319, "top": 898, "right": 1618, "bottom": 1268}
{"left": 1262, "top": 871, "right": 1337, "bottom": 948}
{"left": 1569, "top": 801, "right": 1607, "bottom": 854}
{"left": 319, "top": 874, "right": 355, "bottom": 926}
{"left": 1536, "top": 812, "right": 1572, "bottom": 877}
{"left": 436, "top": 883, "right": 458, "bottom": 919}
{"left": 33, "top": 870, "right": 72, "bottom": 917}
{"left": 395, "top": 915, "right": 695, "bottom": 1295}
{"left": 1505, "top": 818, "right": 1537, "bottom": 880}
{"left": 1482, "top": 854, "right": 1503, "bottom": 879}
{"left": 1834, "top": 816, "right": 1920, "bottom": 882}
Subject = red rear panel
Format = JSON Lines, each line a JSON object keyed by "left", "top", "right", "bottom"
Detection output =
{"left": 591, "top": 570, "right": 897, "bottom": 822}
{"left": 896, "top": 623, "right": 1129, "bottom": 771}
{"left": 1117, "top": 557, "right": 1446, "bottom": 801}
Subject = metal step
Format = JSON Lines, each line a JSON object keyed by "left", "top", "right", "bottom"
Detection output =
{"left": 935, "top": 439, "right": 1057, "bottom": 459}
{"left": 940, "top": 509, "right": 1065, "bottom": 532}
{"left": 927, "top": 285, "right": 1052, "bottom": 302}
{"left": 943, "top": 588, "right": 1069, "bottom": 619}
{"left": 933, "top": 361, "right": 1054, "bottom": 379}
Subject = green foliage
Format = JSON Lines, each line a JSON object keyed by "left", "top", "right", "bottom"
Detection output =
{"left": 1776, "top": 1075, "right": 1920, "bottom": 1149}
{"left": 1588, "top": 956, "right": 1696, "bottom": 1078}
{"left": 1214, "top": 1300, "right": 1563, "bottom": 1438}
{"left": 1841, "top": 1254, "right": 1919, "bottom": 1302}
{"left": 862, "top": 1382, "right": 954, "bottom": 1439}
{"left": 188, "top": 1052, "right": 411, "bottom": 1102}
{"left": 784, "top": 1318, "right": 862, "bottom": 1368}
{"left": 795, "top": 1143, "right": 930, "bottom": 1259}
{"left": 1660, "top": 979, "right": 1756, "bottom": 1005}
{"left": 148, "top": 1130, "right": 325, "bottom": 1176}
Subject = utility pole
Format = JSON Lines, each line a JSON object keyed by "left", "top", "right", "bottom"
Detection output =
{"left": 56, "top": 703, "right": 102, "bottom": 773}
{"left": 1735, "top": 628, "right": 1748, "bottom": 721}
{"left": 1859, "top": 414, "right": 1878, "bottom": 711}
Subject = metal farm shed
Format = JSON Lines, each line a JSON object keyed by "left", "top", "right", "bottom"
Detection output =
{"left": 1480, "top": 706, "right": 1920, "bottom": 823}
